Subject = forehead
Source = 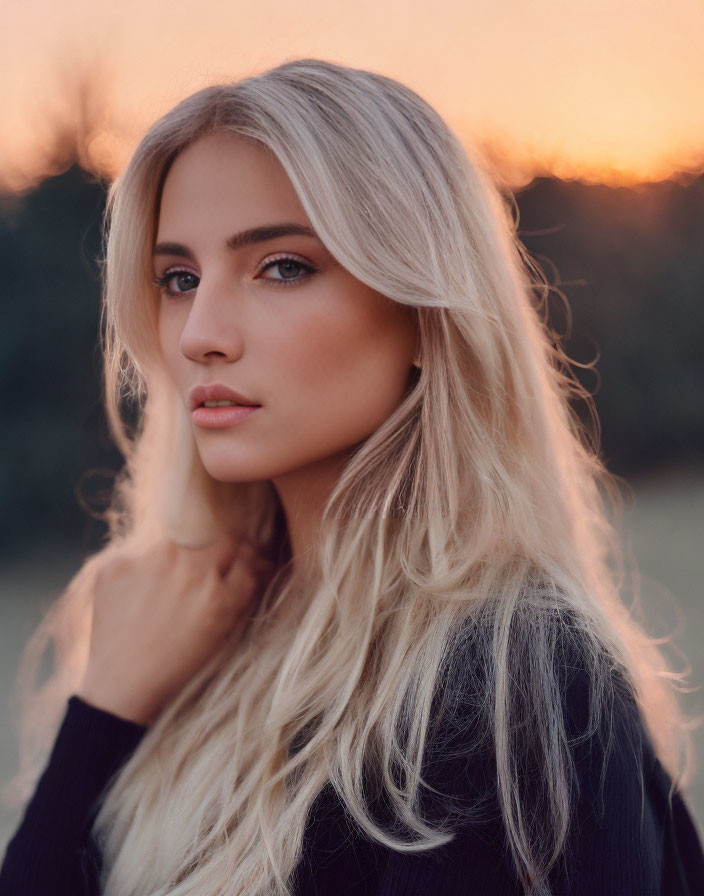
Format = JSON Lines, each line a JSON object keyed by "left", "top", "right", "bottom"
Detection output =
{"left": 157, "top": 133, "right": 307, "bottom": 232}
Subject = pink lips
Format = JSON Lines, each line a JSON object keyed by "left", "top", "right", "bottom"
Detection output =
{"left": 192, "top": 404, "right": 260, "bottom": 428}
{"left": 188, "top": 382, "right": 260, "bottom": 412}
{"left": 188, "top": 382, "right": 262, "bottom": 429}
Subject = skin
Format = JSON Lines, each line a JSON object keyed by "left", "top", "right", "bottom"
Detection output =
{"left": 76, "top": 132, "right": 419, "bottom": 725}
{"left": 154, "top": 133, "right": 419, "bottom": 572}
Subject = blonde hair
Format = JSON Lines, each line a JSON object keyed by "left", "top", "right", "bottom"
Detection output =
{"left": 4, "top": 58, "right": 697, "bottom": 895}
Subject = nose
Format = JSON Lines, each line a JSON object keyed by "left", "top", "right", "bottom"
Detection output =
{"left": 178, "top": 276, "right": 245, "bottom": 363}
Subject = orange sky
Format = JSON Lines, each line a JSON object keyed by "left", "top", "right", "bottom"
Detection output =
{"left": 1, "top": 0, "right": 703, "bottom": 191}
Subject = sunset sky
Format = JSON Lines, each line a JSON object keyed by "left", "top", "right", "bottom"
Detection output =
{"left": 2, "top": 0, "right": 703, "bottom": 191}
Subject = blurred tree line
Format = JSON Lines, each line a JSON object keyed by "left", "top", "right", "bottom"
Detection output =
{"left": 0, "top": 162, "right": 702, "bottom": 560}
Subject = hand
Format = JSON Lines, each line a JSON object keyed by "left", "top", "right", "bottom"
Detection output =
{"left": 75, "top": 532, "right": 272, "bottom": 725}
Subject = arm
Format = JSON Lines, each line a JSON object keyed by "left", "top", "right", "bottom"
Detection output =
{"left": 0, "top": 533, "right": 265, "bottom": 895}
{"left": 0, "top": 695, "right": 148, "bottom": 896}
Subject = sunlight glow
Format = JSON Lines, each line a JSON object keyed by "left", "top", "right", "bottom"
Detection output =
{"left": 1, "top": 0, "right": 702, "bottom": 192}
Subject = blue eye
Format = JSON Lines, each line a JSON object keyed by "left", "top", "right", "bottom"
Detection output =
{"left": 258, "top": 256, "right": 317, "bottom": 285}
{"left": 153, "top": 270, "right": 199, "bottom": 297}
{"left": 153, "top": 255, "right": 318, "bottom": 298}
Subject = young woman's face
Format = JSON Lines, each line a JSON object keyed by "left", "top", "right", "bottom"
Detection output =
{"left": 154, "top": 132, "right": 419, "bottom": 489}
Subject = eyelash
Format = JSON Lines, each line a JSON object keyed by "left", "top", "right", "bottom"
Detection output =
{"left": 152, "top": 255, "right": 318, "bottom": 297}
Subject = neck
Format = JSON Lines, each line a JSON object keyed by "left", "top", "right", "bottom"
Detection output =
{"left": 270, "top": 447, "right": 354, "bottom": 580}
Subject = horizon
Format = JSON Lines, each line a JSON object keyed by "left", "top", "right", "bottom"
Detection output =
{"left": 1, "top": 0, "right": 703, "bottom": 194}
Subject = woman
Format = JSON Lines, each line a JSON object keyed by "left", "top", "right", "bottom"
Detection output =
{"left": 1, "top": 58, "right": 702, "bottom": 895}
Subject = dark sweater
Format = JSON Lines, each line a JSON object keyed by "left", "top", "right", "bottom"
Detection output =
{"left": 1, "top": 665, "right": 703, "bottom": 895}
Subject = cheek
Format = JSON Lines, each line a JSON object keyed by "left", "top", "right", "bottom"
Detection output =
{"left": 272, "top": 307, "right": 411, "bottom": 436}
{"left": 157, "top": 309, "right": 182, "bottom": 371}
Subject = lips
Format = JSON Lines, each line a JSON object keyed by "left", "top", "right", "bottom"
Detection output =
{"left": 188, "top": 383, "right": 261, "bottom": 411}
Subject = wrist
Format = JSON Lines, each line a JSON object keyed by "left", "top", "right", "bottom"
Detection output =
{"left": 74, "top": 683, "right": 158, "bottom": 726}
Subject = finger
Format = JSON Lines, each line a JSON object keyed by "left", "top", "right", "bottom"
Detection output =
{"left": 221, "top": 556, "right": 260, "bottom": 607}
{"left": 212, "top": 532, "right": 251, "bottom": 578}
{"left": 231, "top": 552, "right": 266, "bottom": 594}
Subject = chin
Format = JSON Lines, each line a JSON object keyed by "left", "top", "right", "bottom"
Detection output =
{"left": 197, "top": 449, "right": 269, "bottom": 484}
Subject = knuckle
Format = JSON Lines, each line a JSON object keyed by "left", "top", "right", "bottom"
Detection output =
{"left": 158, "top": 538, "right": 180, "bottom": 564}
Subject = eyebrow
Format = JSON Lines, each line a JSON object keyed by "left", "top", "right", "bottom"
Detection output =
{"left": 152, "top": 223, "right": 318, "bottom": 259}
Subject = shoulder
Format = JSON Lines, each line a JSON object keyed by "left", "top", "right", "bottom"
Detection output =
{"left": 425, "top": 613, "right": 649, "bottom": 780}
{"left": 427, "top": 609, "right": 656, "bottom": 804}
{"left": 418, "top": 612, "right": 670, "bottom": 887}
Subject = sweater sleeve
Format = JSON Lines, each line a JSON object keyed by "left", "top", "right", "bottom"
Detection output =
{"left": 0, "top": 695, "right": 148, "bottom": 896}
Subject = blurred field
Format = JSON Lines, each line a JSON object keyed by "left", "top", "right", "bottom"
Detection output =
{"left": 1, "top": 463, "right": 703, "bottom": 853}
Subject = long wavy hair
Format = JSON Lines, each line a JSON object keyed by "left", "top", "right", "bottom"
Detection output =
{"left": 4, "top": 58, "right": 697, "bottom": 896}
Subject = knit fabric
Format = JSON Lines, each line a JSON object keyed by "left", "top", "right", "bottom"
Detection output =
{"left": 1, "top": 666, "right": 703, "bottom": 895}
